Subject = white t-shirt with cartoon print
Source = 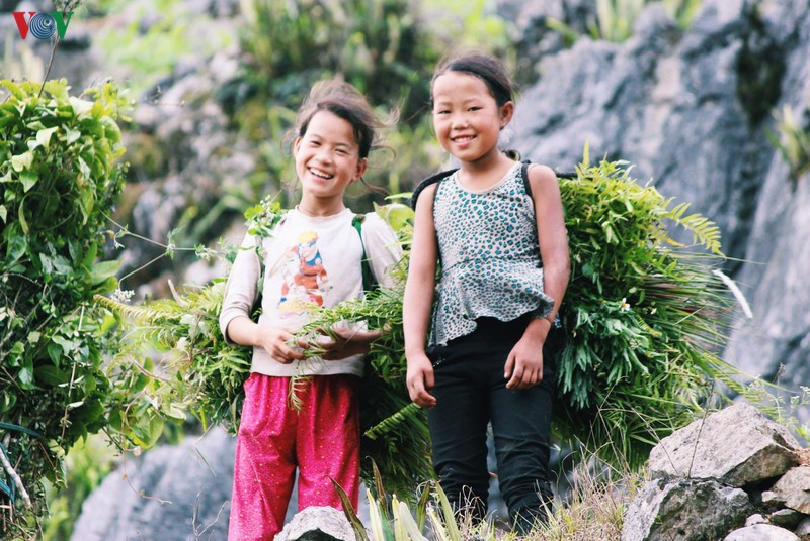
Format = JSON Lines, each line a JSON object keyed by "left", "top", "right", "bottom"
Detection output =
{"left": 220, "top": 207, "right": 401, "bottom": 377}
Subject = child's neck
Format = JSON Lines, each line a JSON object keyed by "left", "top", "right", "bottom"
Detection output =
{"left": 457, "top": 151, "right": 516, "bottom": 192}
{"left": 297, "top": 200, "right": 346, "bottom": 217}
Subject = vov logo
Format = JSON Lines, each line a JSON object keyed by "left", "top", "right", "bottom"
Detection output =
{"left": 11, "top": 11, "right": 74, "bottom": 40}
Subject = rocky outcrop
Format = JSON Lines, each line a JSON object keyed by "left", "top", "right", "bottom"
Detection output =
{"left": 69, "top": 428, "right": 236, "bottom": 541}
{"left": 622, "top": 402, "right": 809, "bottom": 541}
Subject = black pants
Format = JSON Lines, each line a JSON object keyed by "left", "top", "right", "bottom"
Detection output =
{"left": 427, "top": 316, "right": 559, "bottom": 534}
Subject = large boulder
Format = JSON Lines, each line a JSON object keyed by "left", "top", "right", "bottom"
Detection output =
{"left": 621, "top": 477, "right": 752, "bottom": 541}
{"left": 648, "top": 402, "right": 801, "bottom": 486}
{"left": 69, "top": 428, "right": 236, "bottom": 541}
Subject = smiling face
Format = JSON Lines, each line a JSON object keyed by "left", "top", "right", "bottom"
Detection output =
{"left": 294, "top": 110, "right": 368, "bottom": 215}
{"left": 431, "top": 71, "right": 514, "bottom": 164}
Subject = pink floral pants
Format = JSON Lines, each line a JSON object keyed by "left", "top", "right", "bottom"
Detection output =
{"left": 228, "top": 372, "right": 360, "bottom": 540}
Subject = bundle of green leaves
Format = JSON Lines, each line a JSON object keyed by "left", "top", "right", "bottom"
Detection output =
{"left": 554, "top": 152, "right": 740, "bottom": 467}
{"left": 0, "top": 79, "right": 127, "bottom": 533}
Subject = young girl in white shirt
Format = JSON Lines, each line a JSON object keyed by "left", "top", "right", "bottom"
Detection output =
{"left": 220, "top": 79, "right": 401, "bottom": 540}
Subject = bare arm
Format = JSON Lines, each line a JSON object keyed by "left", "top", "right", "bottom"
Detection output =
{"left": 505, "top": 165, "right": 570, "bottom": 389}
{"left": 403, "top": 184, "right": 438, "bottom": 408}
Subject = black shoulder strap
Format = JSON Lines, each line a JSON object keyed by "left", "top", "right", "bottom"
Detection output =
{"left": 351, "top": 213, "right": 378, "bottom": 293}
{"left": 521, "top": 160, "right": 533, "bottom": 199}
{"left": 521, "top": 160, "right": 577, "bottom": 199}
{"left": 409, "top": 168, "right": 459, "bottom": 210}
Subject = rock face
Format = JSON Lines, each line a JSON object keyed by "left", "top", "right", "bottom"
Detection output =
{"left": 503, "top": 0, "right": 810, "bottom": 406}
{"left": 622, "top": 402, "right": 809, "bottom": 541}
{"left": 69, "top": 428, "right": 236, "bottom": 541}
{"left": 622, "top": 478, "right": 752, "bottom": 541}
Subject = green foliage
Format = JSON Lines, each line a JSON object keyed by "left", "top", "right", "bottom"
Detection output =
{"left": 336, "top": 473, "right": 476, "bottom": 541}
{"left": 222, "top": 0, "right": 446, "bottom": 220}
{"left": 420, "top": 0, "right": 513, "bottom": 57}
{"left": 41, "top": 435, "right": 117, "bottom": 541}
{"left": 554, "top": 151, "right": 737, "bottom": 467}
{"left": 549, "top": 0, "right": 703, "bottom": 44}
{"left": 0, "top": 78, "right": 128, "bottom": 535}
{"left": 239, "top": 0, "right": 438, "bottom": 123}
{"left": 767, "top": 104, "right": 810, "bottom": 184}
{"left": 94, "top": 0, "right": 233, "bottom": 97}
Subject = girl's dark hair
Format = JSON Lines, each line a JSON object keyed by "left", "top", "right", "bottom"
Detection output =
{"left": 294, "top": 79, "right": 383, "bottom": 159}
{"left": 431, "top": 52, "right": 515, "bottom": 107}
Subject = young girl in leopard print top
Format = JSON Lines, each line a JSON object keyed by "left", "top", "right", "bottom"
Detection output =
{"left": 403, "top": 52, "right": 570, "bottom": 533}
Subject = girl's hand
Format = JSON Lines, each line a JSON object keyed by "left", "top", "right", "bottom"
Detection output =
{"left": 504, "top": 335, "right": 544, "bottom": 390}
{"left": 256, "top": 325, "right": 308, "bottom": 364}
{"left": 308, "top": 326, "right": 383, "bottom": 360}
{"left": 406, "top": 354, "right": 436, "bottom": 408}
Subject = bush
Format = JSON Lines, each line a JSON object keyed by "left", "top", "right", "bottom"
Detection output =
{"left": 0, "top": 79, "right": 127, "bottom": 536}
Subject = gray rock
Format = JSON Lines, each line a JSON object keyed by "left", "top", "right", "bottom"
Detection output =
{"left": 621, "top": 477, "right": 752, "bottom": 541}
{"left": 744, "top": 514, "right": 766, "bottom": 526}
{"left": 763, "top": 490, "right": 787, "bottom": 508}
{"left": 648, "top": 402, "right": 800, "bottom": 486}
{"left": 772, "top": 466, "right": 810, "bottom": 514}
{"left": 796, "top": 516, "right": 810, "bottom": 536}
{"left": 70, "top": 428, "right": 236, "bottom": 541}
{"left": 275, "top": 506, "right": 356, "bottom": 541}
{"left": 769, "top": 508, "right": 804, "bottom": 529}
{"left": 723, "top": 524, "right": 800, "bottom": 541}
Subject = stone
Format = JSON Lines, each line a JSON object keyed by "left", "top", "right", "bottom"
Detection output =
{"left": 772, "top": 466, "right": 810, "bottom": 514}
{"left": 70, "top": 427, "right": 236, "bottom": 541}
{"left": 769, "top": 508, "right": 804, "bottom": 529}
{"left": 796, "top": 516, "right": 810, "bottom": 537}
{"left": 621, "top": 477, "right": 752, "bottom": 541}
{"left": 763, "top": 490, "right": 787, "bottom": 508}
{"left": 275, "top": 506, "right": 356, "bottom": 541}
{"left": 648, "top": 402, "right": 801, "bottom": 486}
{"left": 745, "top": 514, "right": 766, "bottom": 526}
{"left": 723, "top": 524, "right": 800, "bottom": 541}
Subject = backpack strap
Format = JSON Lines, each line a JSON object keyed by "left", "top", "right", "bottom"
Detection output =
{"left": 352, "top": 213, "right": 378, "bottom": 293}
{"left": 409, "top": 168, "right": 459, "bottom": 210}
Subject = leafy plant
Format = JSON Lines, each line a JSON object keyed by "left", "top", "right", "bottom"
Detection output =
{"left": 567, "top": 0, "right": 703, "bottom": 43}
{"left": 0, "top": 78, "right": 128, "bottom": 536}
{"left": 41, "top": 434, "right": 117, "bottom": 541}
{"left": 553, "top": 149, "right": 741, "bottom": 467}
{"left": 333, "top": 467, "right": 478, "bottom": 541}
{"left": 93, "top": 0, "right": 233, "bottom": 97}
{"left": 767, "top": 104, "right": 810, "bottom": 185}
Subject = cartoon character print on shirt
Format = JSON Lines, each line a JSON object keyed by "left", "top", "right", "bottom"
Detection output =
{"left": 277, "top": 230, "right": 331, "bottom": 319}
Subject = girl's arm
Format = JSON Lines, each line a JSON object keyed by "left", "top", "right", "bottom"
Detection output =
{"left": 403, "top": 184, "right": 439, "bottom": 409}
{"left": 219, "top": 233, "right": 306, "bottom": 364}
{"left": 530, "top": 164, "right": 570, "bottom": 332}
{"left": 505, "top": 165, "right": 570, "bottom": 389}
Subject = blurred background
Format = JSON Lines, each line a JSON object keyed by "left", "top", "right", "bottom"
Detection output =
{"left": 2, "top": 0, "right": 810, "bottom": 539}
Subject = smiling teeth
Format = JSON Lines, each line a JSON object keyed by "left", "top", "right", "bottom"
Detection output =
{"left": 310, "top": 168, "right": 332, "bottom": 179}
{"left": 454, "top": 136, "right": 474, "bottom": 142}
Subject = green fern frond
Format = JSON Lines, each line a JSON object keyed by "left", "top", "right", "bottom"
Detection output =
{"left": 364, "top": 403, "right": 422, "bottom": 440}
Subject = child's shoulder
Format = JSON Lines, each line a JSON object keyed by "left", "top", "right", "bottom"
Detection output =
{"left": 409, "top": 168, "right": 458, "bottom": 210}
